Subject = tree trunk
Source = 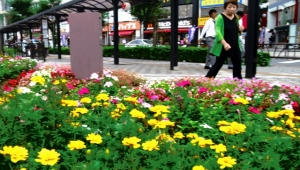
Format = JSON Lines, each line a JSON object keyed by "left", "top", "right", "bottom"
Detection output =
{"left": 153, "top": 18, "right": 158, "bottom": 47}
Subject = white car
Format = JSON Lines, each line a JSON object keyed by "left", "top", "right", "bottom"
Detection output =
{"left": 125, "top": 39, "right": 153, "bottom": 47}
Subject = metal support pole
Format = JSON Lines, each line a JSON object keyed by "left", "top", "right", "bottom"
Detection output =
{"left": 113, "top": 0, "right": 119, "bottom": 64}
{"left": 191, "top": 0, "right": 199, "bottom": 46}
{"left": 170, "top": 0, "right": 178, "bottom": 69}
{"left": 56, "top": 15, "right": 61, "bottom": 59}
{"left": 0, "top": 33, "right": 4, "bottom": 54}
{"left": 28, "top": 24, "right": 33, "bottom": 39}
{"left": 245, "top": 0, "right": 259, "bottom": 78}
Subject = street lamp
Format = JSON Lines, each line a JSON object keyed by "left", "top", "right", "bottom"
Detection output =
{"left": 48, "top": 1, "right": 59, "bottom": 22}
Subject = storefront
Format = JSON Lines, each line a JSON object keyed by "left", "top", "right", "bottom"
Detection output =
{"left": 106, "top": 21, "right": 140, "bottom": 44}
{"left": 142, "top": 0, "right": 199, "bottom": 45}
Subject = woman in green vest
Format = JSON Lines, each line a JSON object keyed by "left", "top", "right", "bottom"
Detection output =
{"left": 205, "top": 0, "right": 244, "bottom": 80}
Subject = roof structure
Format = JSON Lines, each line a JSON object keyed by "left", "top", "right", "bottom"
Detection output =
{"left": 0, "top": 0, "right": 150, "bottom": 33}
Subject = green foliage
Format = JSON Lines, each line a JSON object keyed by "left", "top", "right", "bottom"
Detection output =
{"left": 34, "top": 0, "right": 62, "bottom": 13}
{"left": 7, "top": 0, "right": 34, "bottom": 23}
{"left": 49, "top": 46, "right": 271, "bottom": 66}
{"left": 257, "top": 52, "right": 271, "bottom": 66}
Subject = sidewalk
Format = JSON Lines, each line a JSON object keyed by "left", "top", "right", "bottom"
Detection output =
{"left": 43, "top": 55, "right": 300, "bottom": 87}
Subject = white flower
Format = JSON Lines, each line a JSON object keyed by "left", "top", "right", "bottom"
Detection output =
{"left": 82, "top": 124, "right": 91, "bottom": 130}
{"left": 42, "top": 96, "right": 48, "bottom": 101}
{"left": 141, "top": 102, "right": 152, "bottom": 108}
{"left": 35, "top": 93, "right": 41, "bottom": 96}
{"left": 100, "top": 90, "right": 107, "bottom": 93}
{"left": 121, "top": 86, "right": 127, "bottom": 88}
{"left": 282, "top": 104, "right": 293, "bottom": 110}
{"left": 18, "top": 87, "right": 31, "bottom": 93}
{"left": 111, "top": 96, "right": 121, "bottom": 101}
{"left": 199, "top": 123, "right": 213, "bottom": 129}
{"left": 111, "top": 76, "right": 119, "bottom": 81}
{"left": 246, "top": 97, "right": 252, "bottom": 101}
{"left": 104, "top": 82, "right": 113, "bottom": 87}
{"left": 29, "top": 81, "right": 36, "bottom": 86}
{"left": 90, "top": 73, "right": 99, "bottom": 79}
{"left": 278, "top": 93, "right": 289, "bottom": 101}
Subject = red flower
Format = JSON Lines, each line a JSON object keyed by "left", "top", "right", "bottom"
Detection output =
{"left": 249, "top": 106, "right": 261, "bottom": 114}
{"left": 292, "top": 101, "right": 300, "bottom": 115}
{"left": 176, "top": 80, "right": 191, "bottom": 87}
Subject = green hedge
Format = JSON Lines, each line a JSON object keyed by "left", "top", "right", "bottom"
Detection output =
{"left": 49, "top": 46, "right": 271, "bottom": 66}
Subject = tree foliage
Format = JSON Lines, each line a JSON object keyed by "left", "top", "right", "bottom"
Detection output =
{"left": 34, "top": 0, "right": 62, "bottom": 13}
{"left": 7, "top": 0, "right": 35, "bottom": 24}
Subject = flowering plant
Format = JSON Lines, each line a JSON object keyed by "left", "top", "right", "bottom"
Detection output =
{"left": 0, "top": 63, "right": 300, "bottom": 169}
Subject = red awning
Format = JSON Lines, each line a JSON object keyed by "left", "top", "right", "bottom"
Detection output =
{"left": 109, "top": 30, "right": 134, "bottom": 36}
{"left": 144, "top": 28, "right": 189, "bottom": 34}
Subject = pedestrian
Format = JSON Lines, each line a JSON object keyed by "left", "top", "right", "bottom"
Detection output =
{"left": 258, "top": 26, "right": 266, "bottom": 47}
{"left": 205, "top": 0, "right": 244, "bottom": 80}
{"left": 268, "top": 29, "right": 275, "bottom": 47}
{"left": 198, "top": 9, "right": 217, "bottom": 69}
{"left": 227, "top": 11, "right": 246, "bottom": 68}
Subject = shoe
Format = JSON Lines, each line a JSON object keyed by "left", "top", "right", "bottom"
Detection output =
{"left": 228, "top": 67, "right": 234, "bottom": 69}
{"left": 204, "top": 66, "right": 211, "bottom": 69}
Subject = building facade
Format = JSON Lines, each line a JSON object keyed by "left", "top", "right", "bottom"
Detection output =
{"left": 268, "top": 0, "right": 299, "bottom": 43}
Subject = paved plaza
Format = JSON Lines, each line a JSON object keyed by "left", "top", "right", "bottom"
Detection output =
{"left": 43, "top": 55, "right": 300, "bottom": 87}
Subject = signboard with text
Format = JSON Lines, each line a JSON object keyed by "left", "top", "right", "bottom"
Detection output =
{"left": 198, "top": 17, "right": 210, "bottom": 27}
{"left": 200, "top": 0, "right": 242, "bottom": 8}
{"left": 147, "top": 20, "right": 192, "bottom": 29}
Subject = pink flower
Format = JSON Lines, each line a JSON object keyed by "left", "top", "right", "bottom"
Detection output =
{"left": 111, "top": 99, "right": 118, "bottom": 104}
{"left": 229, "top": 99, "right": 239, "bottom": 105}
{"left": 176, "top": 80, "right": 191, "bottom": 87}
{"left": 66, "top": 83, "right": 75, "bottom": 90}
{"left": 198, "top": 87, "right": 208, "bottom": 94}
{"left": 78, "top": 87, "right": 90, "bottom": 95}
{"left": 249, "top": 106, "right": 261, "bottom": 114}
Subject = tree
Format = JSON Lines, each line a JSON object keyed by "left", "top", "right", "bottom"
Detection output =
{"left": 7, "top": 0, "right": 35, "bottom": 24}
{"left": 34, "top": 0, "right": 62, "bottom": 13}
{"left": 130, "top": 0, "right": 169, "bottom": 47}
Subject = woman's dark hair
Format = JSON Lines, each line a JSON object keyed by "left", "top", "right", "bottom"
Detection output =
{"left": 236, "top": 11, "right": 244, "bottom": 17}
{"left": 209, "top": 9, "right": 217, "bottom": 17}
{"left": 224, "top": 0, "right": 238, "bottom": 9}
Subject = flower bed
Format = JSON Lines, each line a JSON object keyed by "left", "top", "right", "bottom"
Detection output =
{"left": 0, "top": 56, "right": 37, "bottom": 91}
{"left": 0, "top": 62, "right": 300, "bottom": 169}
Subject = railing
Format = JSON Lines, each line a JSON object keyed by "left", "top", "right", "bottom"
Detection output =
{"left": 3, "top": 42, "right": 47, "bottom": 61}
{"left": 258, "top": 43, "right": 300, "bottom": 59}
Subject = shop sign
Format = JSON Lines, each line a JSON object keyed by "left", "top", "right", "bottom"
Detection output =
{"left": 148, "top": 20, "right": 192, "bottom": 29}
{"left": 108, "top": 21, "right": 140, "bottom": 31}
{"left": 200, "top": 0, "right": 242, "bottom": 8}
{"left": 198, "top": 17, "right": 210, "bottom": 26}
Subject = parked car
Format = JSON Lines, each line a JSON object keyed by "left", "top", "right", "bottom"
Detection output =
{"left": 125, "top": 39, "right": 153, "bottom": 47}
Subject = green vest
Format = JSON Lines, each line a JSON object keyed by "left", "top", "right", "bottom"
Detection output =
{"left": 210, "top": 14, "right": 242, "bottom": 57}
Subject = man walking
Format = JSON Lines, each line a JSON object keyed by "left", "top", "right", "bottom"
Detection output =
{"left": 198, "top": 9, "right": 217, "bottom": 69}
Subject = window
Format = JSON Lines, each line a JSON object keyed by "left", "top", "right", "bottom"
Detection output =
{"left": 178, "top": 4, "right": 193, "bottom": 18}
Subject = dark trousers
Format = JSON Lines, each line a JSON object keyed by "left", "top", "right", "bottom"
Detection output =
{"left": 205, "top": 48, "right": 242, "bottom": 79}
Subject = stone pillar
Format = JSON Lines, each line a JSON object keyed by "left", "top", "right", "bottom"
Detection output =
{"left": 68, "top": 13, "right": 103, "bottom": 79}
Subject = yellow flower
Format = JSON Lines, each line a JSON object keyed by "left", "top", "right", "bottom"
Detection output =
{"left": 192, "top": 165, "right": 206, "bottom": 170}
{"left": 130, "top": 109, "right": 146, "bottom": 119}
{"left": 217, "top": 156, "right": 237, "bottom": 169}
{"left": 61, "top": 100, "right": 78, "bottom": 107}
{"left": 286, "top": 130, "right": 296, "bottom": 138}
{"left": 80, "top": 97, "right": 92, "bottom": 104}
{"left": 86, "top": 133, "right": 103, "bottom": 144}
{"left": 0, "top": 146, "right": 28, "bottom": 163}
{"left": 186, "top": 133, "right": 199, "bottom": 139}
{"left": 266, "top": 111, "right": 281, "bottom": 119}
{"left": 156, "top": 134, "right": 175, "bottom": 142}
{"left": 35, "top": 148, "right": 60, "bottom": 166}
{"left": 53, "top": 80, "right": 60, "bottom": 85}
{"left": 219, "top": 121, "right": 246, "bottom": 135}
{"left": 142, "top": 139, "right": 160, "bottom": 151}
{"left": 71, "top": 122, "right": 80, "bottom": 127}
{"left": 122, "top": 137, "right": 141, "bottom": 149}
{"left": 70, "top": 108, "right": 89, "bottom": 117}
{"left": 153, "top": 120, "right": 175, "bottom": 129}
{"left": 217, "top": 121, "right": 230, "bottom": 126}
{"left": 198, "top": 138, "right": 214, "bottom": 148}
{"left": 210, "top": 144, "right": 227, "bottom": 153}
{"left": 67, "top": 140, "right": 86, "bottom": 150}
{"left": 148, "top": 119, "right": 158, "bottom": 126}
{"left": 285, "top": 119, "right": 295, "bottom": 128}
{"left": 149, "top": 105, "right": 170, "bottom": 117}
{"left": 30, "top": 76, "right": 46, "bottom": 85}
{"left": 123, "top": 96, "right": 139, "bottom": 104}
{"left": 270, "top": 126, "right": 283, "bottom": 131}
{"left": 20, "top": 168, "right": 27, "bottom": 170}
{"left": 92, "top": 102, "right": 110, "bottom": 108}
{"left": 95, "top": 93, "right": 110, "bottom": 101}
{"left": 233, "top": 98, "right": 249, "bottom": 105}
{"left": 173, "top": 132, "right": 185, "bottom": 139}
{"left": 61, "top": 79, "right": 67, "bottom": 83}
